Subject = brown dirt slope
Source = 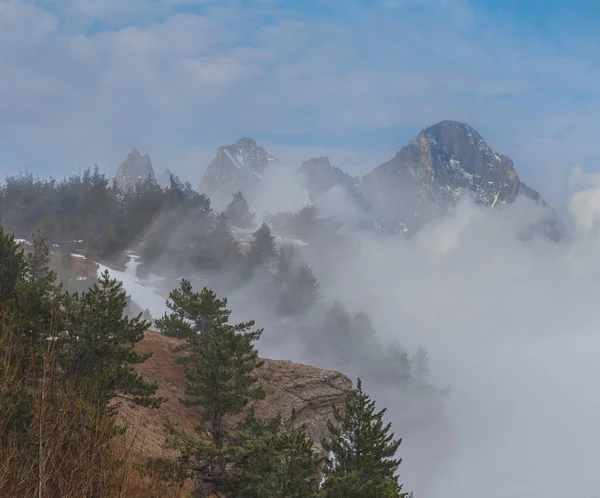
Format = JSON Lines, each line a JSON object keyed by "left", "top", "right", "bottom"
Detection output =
{"left": 117, "top": 330, "right": 353, "bottom": 461}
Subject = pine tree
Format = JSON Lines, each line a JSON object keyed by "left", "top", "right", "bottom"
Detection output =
{"left": 321, "top": 379, "right": 409, "bottom": 498}
{"left": 274, "top": 246, "right": 320, "bottom": 315}
{"left": 61, "top": 270, "right": 161, "bottom": 407}
{"left": 247, "top": 221, "right": 277, "bottom": 270}
{"left": 224, "top": 191, "right": 255, "bottom": 229}
{"left": 411, "top": 346, "right": 430, "bottom": 383}
{"left": 17, "top": 232, "right": 64, "bottom": 350}
{"left": 182, "top": 318, "right": 266, "bottom": 448}
{"left": 206, "top": 214, "right": 242, "bottom": 269}
{"left": 0, "top": 227, "right": 27, "bottom": 306}
{"left": 163, "top": 285, "right": 266, "bottom": 447}
{"left": 155, "top": 280, "right": 231, "bottom": 341}
{"left": 383, "top": 344, "right": 412, "bottom": 384}
{"left": 231, "top": 409, "right": 323, "bottom": 498}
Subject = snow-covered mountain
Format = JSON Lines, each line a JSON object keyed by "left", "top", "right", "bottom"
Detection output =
{"left": 200, "top": 137, "right": 279, "bottom": 199}
{"left": 114, "top": 149, "right": 155, "bottom": 189}
{"left": 195, "top": 122, "right": 564, "bottom": 240}
{"left": 361, "top": 121, "right": 565, "bottom": 239}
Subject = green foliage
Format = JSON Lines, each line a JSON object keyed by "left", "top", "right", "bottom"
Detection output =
{"left": 227, "top": 409, "right": 323, "bottom": 498}
{"left": 267, "top": 204, "right": 341, "bottom": 239}
{"left": 0, "top": 168, "right": 213, "bottom": 261}
{"left": 196, "top": 214, "right": 243, "bottom": 270}
{"left": 0, "top": 227, "right": 27, "bottom": 305}
{"left": 61, "top": 270, "right": 162, "bottom": 407}
{"left": 224, "top": 191, "right": 255, "bottom": 229}
{"left": 159, "top": 282, "right": 265, "bottom": 447}
{"left": 321, "top": 379, "right": 409, "bottom": 498}
{"left": 181, "top": 315, "right": 266, "bottom": 447}
{"left": 156, "top": 280, "right": 231, "bottom": 340}
{"left": 0, "top": 228, "right": 165, "bottom": 496}
{"left": 247, "top": 221, "right": 277, "bottom": 270}
{"left": 411, "top": 346, "right": 430, "bottom": 383}
{"left": 274, "top": 246, "right": 320, "bottom": 315}
{"left": 15, "top": 232, "right": 64, "bottom": 352}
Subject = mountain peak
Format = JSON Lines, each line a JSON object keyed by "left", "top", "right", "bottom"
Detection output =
{"left": 114, "top": 148, "right": 155, "bottom": 189}
{"left": 201, "top": 138, "right": 278, "bottom": 198}
{"left": 234, "top": 137, "right": 257, "bottom": 148}
{"left": 361, "top": 121, "right": 565, "bottom": 239}
{"left": 301, "top": 156, "right": 333, "bottom": 169}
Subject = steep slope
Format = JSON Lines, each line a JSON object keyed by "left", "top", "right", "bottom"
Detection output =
{"left": 361, "top": 121, "right": 564, "bottom": 239}
{"left": 299, "top": 156, "right": 369, "bottom": 212}
{"left": 115, "top": 149, "right": 155, "bottom": 189}
{"left": 200, "top": 137, "right": 278, "bottom": 199}
{"left": 117, "top": 331, "right": 353, "bottom": 460}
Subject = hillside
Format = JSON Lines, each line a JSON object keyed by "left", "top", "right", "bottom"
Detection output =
{"left": 116, "top": 331, "right": 353, "bottom": 462}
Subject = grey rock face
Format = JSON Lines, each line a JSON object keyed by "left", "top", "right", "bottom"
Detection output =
{"left": 114, "top": 149, "right": 155, "bottom": 189}
{"left": 300, "top": 157, "right": 368, "bottom": 207}
{"left": 200, "top": 137, "right": 278, "bottom": 197}
{"left": 361, "top": 121, "right": 565, "bottom": 239}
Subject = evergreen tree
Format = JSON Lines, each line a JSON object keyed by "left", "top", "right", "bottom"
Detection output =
{"left": 163, "top": 285, "right": 266, "bottom": 447}
{"left": 182, "top": 317, "right": 266, "bottom": 448}
{"left": 16, "top": 232, "right": 64, "bottom": 350}
{"left": 225, "top": 191, "right": 255, "bottom": 229}
{"left": 321, "top": 379, "right": 409, "bottom": 498}
{"left": 205, "top": 214, "right": 242, "bottom": 269}
{"left": 274, "top": 246, "right": 320, "bottom": 315}
{"left": 156, "top": 280, "right": 231, "bottom": 341}
{"left": 61, "top": 270, "right": 161, "bottom": 407}
{"left": 247, "top": 222, "right": 277, "bottom": 270}
{"left": 230, "top": 409, "right": 323, "bottom": 498}
{"left": 0, "top": 227, "right": 26, "bottom": 306}
{"left": 382, "top": 344, "right": 412, "bottom": 384}
{"left": 411, "top": 346, "right": 430, "bottom": 383}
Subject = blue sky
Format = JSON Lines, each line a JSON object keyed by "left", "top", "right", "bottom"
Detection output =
{"left": 1, "top": 0, "right": 599, "bottom": 209}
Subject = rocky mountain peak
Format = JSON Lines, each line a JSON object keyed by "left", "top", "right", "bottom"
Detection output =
{"left": 299, "top": 156, "right": 370, "bottom": 215}
{"left": 114, "top": 148, "right": 155, "bottom": 189}
{"left": 361, "top": 121, "right": 564, "bottom": 239}
{"left": 300, "top": 157, "right": 352, "bottom": 191}
{"left": 200, "top": 137, "right": 278, "bottom": 199}
{"left": 235, "top": 136, "right": 257, "bottom": 148}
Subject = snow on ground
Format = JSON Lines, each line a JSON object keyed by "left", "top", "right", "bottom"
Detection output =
{"left": 274, "top": 235, "right": 309, "bottom": 246}
{"left": 96, "top": 255, "right": 169, "bottom": 318}
{"left": 71, "top": 254, "right": 86, "bottom": 259}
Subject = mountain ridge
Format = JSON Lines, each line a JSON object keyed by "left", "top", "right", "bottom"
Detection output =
{"left": 114, "top": 148, "right": 155, "bottom": 189}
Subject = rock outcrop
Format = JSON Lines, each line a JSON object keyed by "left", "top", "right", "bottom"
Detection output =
{"left": 299, "top": 156, "right": 369, "bottom": 213}
{"left": 361, "top": 120, "right": 565, "bottom": 239}
{"left": 200, "top": 137, "right": 278, "bottom": 200}
{"left": 116, "top": 331, "right": 352, "bottom": 460}
{"left": 114, "top": 149, "right": 155, "bottom": 189}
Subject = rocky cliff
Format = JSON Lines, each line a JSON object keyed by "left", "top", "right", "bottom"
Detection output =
{"left": 299, "top": 156, "right": 369, "bottom": 212}
{"left": 114, "top": 149, "right": 155, "bottom": 189}
{"left": 361, "top": 121, "right": 565, "bottom": 239}
{"left": 200, "top": 138, "right": 278, "bottom": 200}
{"left": 116, "top": 331, "right": 352, "bottom": 460}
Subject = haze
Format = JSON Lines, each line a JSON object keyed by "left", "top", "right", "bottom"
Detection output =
{"left": 3, "top": 1, "right": 600, "bottom": 497}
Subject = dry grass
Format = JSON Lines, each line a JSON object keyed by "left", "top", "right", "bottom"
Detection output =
{"left": 1, "top": 324, "right": 351, "bottom": 497}
{"left": 117, "top": 331, "right": 352, "bottom": 460}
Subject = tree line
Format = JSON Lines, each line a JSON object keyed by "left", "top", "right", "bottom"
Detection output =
{"left": 0, "top": 168, "right": 333, "bottom": 270}
{"left": 0, "top": 227, "right": 413, "bottom": 497}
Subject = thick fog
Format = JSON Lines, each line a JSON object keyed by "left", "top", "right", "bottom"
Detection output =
{"left": 105, "top": 160, "right": 600, "bottom": 498}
